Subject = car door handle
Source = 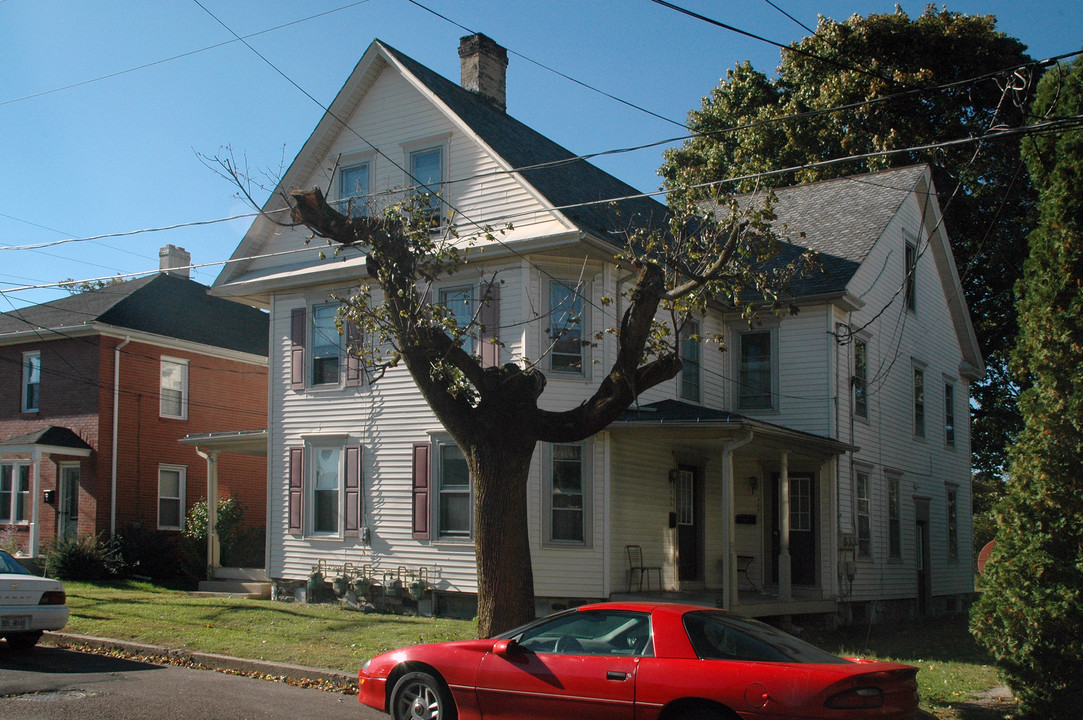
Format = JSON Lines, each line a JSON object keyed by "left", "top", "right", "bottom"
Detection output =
{"left": 606, "top": 671, "right": 629, "bottom": 681}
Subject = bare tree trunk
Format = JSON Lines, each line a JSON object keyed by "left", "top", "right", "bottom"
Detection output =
{"left": 466, "top": 434, "right": 537, "bottom": 637}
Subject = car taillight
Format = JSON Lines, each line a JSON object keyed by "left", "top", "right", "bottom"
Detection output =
{"left": 825, "top": 686, "right": 884, "bottom": 709}
{"left": 39, "top": 590, "right": 66, "bottom": 605}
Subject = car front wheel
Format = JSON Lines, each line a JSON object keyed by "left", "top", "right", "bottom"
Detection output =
{"left": 5, "top": 631, "right": 43, "bottom": 651}
{"left": 391, "top": 671, "right": 456, "bottom": 720}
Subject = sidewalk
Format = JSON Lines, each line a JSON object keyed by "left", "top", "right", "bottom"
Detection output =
{"left": 41, "top": 631, "right": 356, "bottom": 691}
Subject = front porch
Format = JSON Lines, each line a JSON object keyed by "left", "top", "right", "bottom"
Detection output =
{"left": 605, "top": 401, "right": 856, "bottom": 620}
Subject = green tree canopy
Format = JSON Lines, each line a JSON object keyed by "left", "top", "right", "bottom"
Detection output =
{"left": 970, "top": 54, "right": 1083, "bottom": 717}
{"left": 661, "top": 6, "right": 1037, "bottom": 488}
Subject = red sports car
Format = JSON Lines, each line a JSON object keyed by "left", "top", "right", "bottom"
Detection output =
{"left": 357, "top": 601, "right": 919, "bottom": 720}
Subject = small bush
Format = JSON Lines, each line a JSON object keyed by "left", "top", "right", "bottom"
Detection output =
{"left": 113, "top": 526, "right": 191, "bottom": 582}
{"left": 42, "top": 534, "right": 124, "bottom": 581}
{"left": 183, "top": 496, "right": 264, "bottom": 573}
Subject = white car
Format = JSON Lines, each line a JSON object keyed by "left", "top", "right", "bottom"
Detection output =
{"left": 1, "top": 550, "right": 68, "bottom": 650}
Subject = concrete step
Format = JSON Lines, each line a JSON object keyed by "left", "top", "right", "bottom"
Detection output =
{"left": 194, "top": 580, "right": 271, "bottom": 600}
{"left": 213, "top": 567, "right": 269, "bottom": 582}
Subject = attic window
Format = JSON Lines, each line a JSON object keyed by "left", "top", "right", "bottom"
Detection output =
{"left": 409, "top": 147, "right": 443, "bottom": 223}
{"left": 338, "top": 162, "right": 370, "bottom": 218}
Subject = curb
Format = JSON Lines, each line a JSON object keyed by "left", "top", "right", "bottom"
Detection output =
{"left": 41, "top": 631, "right": 356, "bottom": 689}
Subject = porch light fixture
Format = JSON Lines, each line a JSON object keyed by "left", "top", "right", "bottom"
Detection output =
{"left": 747, "top": 475, "right": 759, "bottom": 493}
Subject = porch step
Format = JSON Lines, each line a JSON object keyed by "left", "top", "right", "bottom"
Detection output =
{"left": 213, "top": 567, "right": 269, "bottom": 582}
{"left": 193, "top": 580, "right": 271, "bottom": 600}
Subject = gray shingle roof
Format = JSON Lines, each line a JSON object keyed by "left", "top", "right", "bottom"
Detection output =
{"left": 0, "top": 274, "right": 269, "bottom": 356}
{"left": 728, "top": 165, "right": 928, "bottom": 297}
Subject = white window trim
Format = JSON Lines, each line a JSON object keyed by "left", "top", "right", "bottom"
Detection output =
{"left": 546, "top": 277, "right": 592, "bottom": 378}
{"left": 1, "top": 461, "right": 31, "bottom": 526}
{"left": 335, "top": 150, "right": 376, "bottom": 218}
{"left": 157, "top": 464, "right": 187, "bottom": 531}
{"left": 306, "top": 439, "right": 344, "bottom": 538}
{"left": 853, "top": 336, "right": 869, "bottom": 420}
{"left": 904, "top": 231, "right": 918, "bottom": 314}
{"left": 401, "top": 135, "right": 450, "bottom": 226}
{"left": 912, "top": 361, "right": 926, "bottom": 440}
{"left": 735, "top": 323, "right": 779, "bottom": 412}
{"left": 943, "top": 376, "right": 957, "bottom": 449}
{"left": 311, "top": 302, "right": 344, "bottom": 389}
{"left": 542, "top": 441, "right": 593, "bottom": 548}
{"left": 854, "top": 467, "right": 872, "bottom": 560}
{"left": 433, "top": 436, "right": 472, "bottom": 542}
{"left": 680, "top": 322, "right": 701, "bottom": 403}
{"left": 159, "top": 356, "right": 189, "bottom": 420}
{"left": 439, "top": 283, "right": 476, "bottom": 355}
{"left": 22, "top": 350, "right": 41, "bottom": 413}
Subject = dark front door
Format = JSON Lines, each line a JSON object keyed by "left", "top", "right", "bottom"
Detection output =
{"left": 675, "top": 465, "right": 704, "bottom": 584}
{"left": 769, "top": 473, "right": 817, "bottom": 586}
{"left": 59, "top": 465, "right": 80, "bottom": 541}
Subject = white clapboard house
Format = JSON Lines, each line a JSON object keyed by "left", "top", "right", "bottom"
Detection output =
{"left": 213, "top": 34, "right": 982, "bottom": 620}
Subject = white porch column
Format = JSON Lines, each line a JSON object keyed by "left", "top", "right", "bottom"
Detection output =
{"left": 778, "top": 451, "right": 792, "bottom": 602}
{"left": 720, "top": 433, "right": 754, "bottom": 610}
{"left": 195, "top": 447, "right": 220, "bottom": 577}
{"left": 29, "top": 449, "right": 42, "bottom": 557}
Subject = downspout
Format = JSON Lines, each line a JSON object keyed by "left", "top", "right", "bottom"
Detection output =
{"left": 721, "top": 431, "right": 754, "bottom": 610}
{"left": 194, "top": 446, "right": 220, "bottom": 579}
{"left": 111, "top": 336, "right": 131, "bottom": 540}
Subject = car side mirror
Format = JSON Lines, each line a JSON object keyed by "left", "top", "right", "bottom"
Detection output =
{"left": 493, "top": 638, "right": 523, "bottom": 658}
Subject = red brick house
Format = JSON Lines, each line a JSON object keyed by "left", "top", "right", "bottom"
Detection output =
{"left": 0, "top": 247, "right": 268, "bottom": 560}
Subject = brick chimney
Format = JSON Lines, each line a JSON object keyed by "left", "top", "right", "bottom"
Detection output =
{"left": 159, "top": 244, "right": 191, "bottom": 279}
{"left": 458, "top": 33, "right": 508, "bottom": 112}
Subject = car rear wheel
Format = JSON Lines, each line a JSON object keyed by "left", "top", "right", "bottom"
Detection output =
{"left": 391, "top": 671, "right": 456, "bottom": 720}
{"left": 5, "top": 631, "right": 43, "bottom": 651}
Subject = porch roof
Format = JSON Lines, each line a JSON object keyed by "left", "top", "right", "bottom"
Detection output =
{"left": 178, "top": 429, "right": 267, "bottom": 456}
{"left": 0, "top": 426, "right": 94, "bottom": 457}
{"left": 611, "top": 400, "right": 856, "bottom": 458}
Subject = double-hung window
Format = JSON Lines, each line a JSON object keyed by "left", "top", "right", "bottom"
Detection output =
{"left": 944, "top": 381, "right": 956, "bottom": 447}
{"left": 312, "top": 304, "right": 343, "bottom": 386}
{"left": 0, "top": 462, "right": 30, "bottom": 524}
{"left": 22, "top": 351, "right": 41, "bottom": 413}
{"left": 855, "top": 471, "right": 871, "bottom": 558}
{"left": 339, "top": 162, "right": 370, "bottom": 218}
{"left": 311, "top": 445, "right": 342, "bottom": 535}
{"left": 888, "top": 476, "right": 902, "bottom": 559}
{"left": 946, "top": 486, "right": 959, "bottom": 561}
{"left": 439, "top": 285, "right": 475, "bottom": 354}
{"left": 913, "top": 365, "right": 926, "bottom": 438}
{"left": 549, "top": 280, "right": 586, "bottom": 374}
{"left": 853, "top": 339, "right": 868, "bottom": 418}
{"left": 158, "top": 465, "right": 186, "bottom": 530}
{"left": 546, "top": 443, "right": 590, "bottom": 546}
{"left": 437, "top": 442, "right": 471, "bottom": 538}
{"left": 410, "top": 147, "right": 443, "bottom": 223}
{"left": 904, "top": 239, "right": 917, "bottom": 312}
{"left": 738, "top": 330, "right": 774, "bottom": 410}
{"left": 160, "top": 357, "right": 189, "bottom": 419}
{"left": 680, "top": 322, "right": 701, "bottom": 402}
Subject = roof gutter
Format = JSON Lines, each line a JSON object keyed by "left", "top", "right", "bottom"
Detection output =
{"left": 111, "top": 336, "right": 131, "bottom": 540}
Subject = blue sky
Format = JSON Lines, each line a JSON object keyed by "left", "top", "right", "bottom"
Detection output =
{"left": 2, "top": 0, "right": 1080, "bottom": 308}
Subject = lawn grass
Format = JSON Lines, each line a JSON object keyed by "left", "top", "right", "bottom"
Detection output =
{"left": 63, "top": 582, "right": 1007, "bottom": 717}
{"left": 63, "top": 580, "right": 476, "bottom": 673}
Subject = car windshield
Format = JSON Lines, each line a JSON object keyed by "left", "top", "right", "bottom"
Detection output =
{"left": 0, "top": 551, "right": 31, "bottom": 575}
{"left": 683, "top": 610, "right": 848, "bottom": 664}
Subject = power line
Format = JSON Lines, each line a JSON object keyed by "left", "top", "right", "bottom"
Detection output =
{"left": 0, "top": 1, "right": 378, "bottom": 108}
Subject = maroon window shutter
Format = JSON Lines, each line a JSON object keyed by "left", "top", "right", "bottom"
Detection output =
{"left": 290, "top": 307, "right": 306, "bottom": 391}
{"left": 344, "top": 445, "right": 361, "bottom": 536}
{"left": 412, "top": 443, "right": 430, "bottom": 540}
{"left": 345, "top": 320, "right": 363, "bottom": 387}
{"left": 479, "top": 281, "right": 500, "bottom": 368}
{"left": 288, "top": 447, "right": 304, "bottom": 535}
